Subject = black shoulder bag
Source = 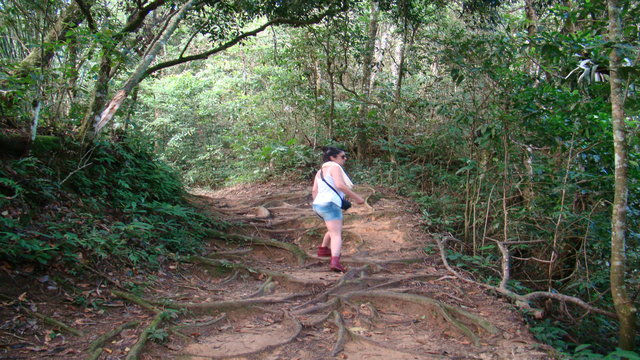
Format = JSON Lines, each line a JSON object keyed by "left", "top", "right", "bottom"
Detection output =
{"left": 320, "top": 168, "right": 352, "bottom": 211}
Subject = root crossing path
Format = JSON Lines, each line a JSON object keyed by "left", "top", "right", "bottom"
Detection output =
{"left": 132, "top": 183, "right": 550, "bottom": 359}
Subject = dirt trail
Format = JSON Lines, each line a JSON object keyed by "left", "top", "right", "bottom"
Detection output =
{"left": 0, "top": 182, "right": 553, "bottom": 359}
{"left": 143, "top": 182, "right": 550, "bottom": 360}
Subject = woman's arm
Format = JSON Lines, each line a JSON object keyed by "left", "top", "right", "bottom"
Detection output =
{"left": 312, "top": 173, "right": 319, "bottom": 200}
{"left": 329, "top": 165, "right": 365, "bottom": 204}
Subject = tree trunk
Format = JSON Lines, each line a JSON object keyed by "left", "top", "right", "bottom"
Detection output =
{"left": 325, "top": 37, "right": 336, "bottom": 140}
{"left": 356, "top": 0, "right": 379, "bottom": 159}
{"left": 80, "top": 54, "right": 112, "bottom": 141}
{"left": 9, "top": 2, "right": 85, "bottom": 81}
{"left": 607, "top": 0, "right": 636, "bottom": 351}
{"left": 79, "top": 1, "right": 170, "bottom": 140}
{"left": 524, "top": 0, "right": 538, "bottom": 37}
{"left": 89, "top": 0, "right": 195, "bottom": 138}
{"left": 388, "top": 9, "right": 412, "bottom": 164}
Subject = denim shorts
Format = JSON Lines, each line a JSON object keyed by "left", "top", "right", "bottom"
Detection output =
{"left": 313, "top": 202, "right": 343, "bottom": 221}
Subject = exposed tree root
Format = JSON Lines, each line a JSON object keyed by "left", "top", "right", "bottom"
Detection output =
{"left": 168, "top": 327, "right": 191, "bottom": 340}
{"left": 183, "top": 256, "right": 326, "bottom": 287}
{"left": 293, "top": 297, "right": 342, "bottom": 315}
{"left": 293, "top": 265, "right": 373, "bottom": 309}
{"left": 434, "top": 235, "right": 617, "bottom": 319}
{"left": 245, "top": 276, "right": 275, "bottom": 298}
{"left": 215, "top": 191, "right": 311, "bottom": 214}
{"left": 221, "top": 270, "right": 240, "bottom": 284}
{"left": 327, "top": 304, "right": 452, "bottom": 359}
{"left": 80, "top": 263, "right": 129, "bottom": 291}
{"left": 87, "top": 321, "right": 139, "bottom": 360}
{"left": 331, "top": 310, "right": 349, "bottom": 356}
{"left": 266, "top": 215, "right": 321, "bottom": 228}
{"left": 156, "top": 293, "right": 310, "bottom": 314}
{"left": 256, "top": 191, "right": 310, "bottom": 205}
{"left": 346, "top": 209, "right": 405, "bottom": 220}
{"left": 297, "top": 290, "right": 500, "bottom": 347}
{"left": 366, "top": 273, "right": 440, "bottom": 291}
{"left": 219, "top": 311, "right": 302, "bottom": 360}
{"left": 168, "top": 313, "right": 227, "bottom": 340}
{"left": 435, "top": 302, "right": 481, "bottom": 346}
{"left": 171, "top": 314, "right": 227, "bottom": 330}
{"left": 19, "top": 305, "right": 84, "bottom": 337}
{"left": 168, "top": 314, "right": 228, "bottom": 341}
{"left": 347, "top": 331, "right": 452, "bottom": 359}
{"left": 263, "top": 205, "right": 307, "bottom": 213}
{"left": 341, "top": 290, "right": 499, "bottom": 334}
{"left": 360, "top": 186, "right": 377, "bottom": 212}
{"left": 343, "top": 256, "right": 426, "bottom": 267}
{"left": 205, "top": 230, "right": 308, "bottom": 265}
{"left": 124, "top": 311, "right": 167, "bottom": 360}
{"left": 111, "top": 289, "right": 162, "bottom": 314}
{"left": 179, "top": 311, "right": 303, "bottom": 360}
{"left": 298, "top": 309, "right": 336, "bottom": 327}
{"left": 205, "top": 248, "right": 253, "bottom": 258}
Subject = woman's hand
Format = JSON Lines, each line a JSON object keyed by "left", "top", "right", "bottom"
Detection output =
{"left": 352, "top": 194, "right": 365, "bottom": 205}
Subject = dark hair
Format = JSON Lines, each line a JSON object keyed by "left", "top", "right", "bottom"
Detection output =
{"left": 322, "top": 146, "right": 345, "bottom": 162}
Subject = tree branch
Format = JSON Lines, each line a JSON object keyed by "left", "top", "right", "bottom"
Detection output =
{"left": 142, "top": 4, "right": 348, "bottom": 78}
{"left": 116, "top": 0, "right": 167, "bottom": 42}
{"left": 74, "top": 0, "right": 96, "bottom": 32}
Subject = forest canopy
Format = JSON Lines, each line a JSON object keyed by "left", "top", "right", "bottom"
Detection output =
{"left": 1, "top": 0, "right": 639, "bottom": 357}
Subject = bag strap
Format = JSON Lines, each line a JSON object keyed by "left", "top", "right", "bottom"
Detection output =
{"left": 320, "top": 168, "right": 344, "bottom": 201}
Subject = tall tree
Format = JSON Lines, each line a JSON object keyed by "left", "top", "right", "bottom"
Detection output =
{"left": 355, "top": 0, "right": 379, "bottom": 159}
{"left": 81, "top": 0, "right": 351, "bottom": 140}
{"left": 607, "top": 0, "right": 636, "bottom": 350}
{"left": 91, "top": 0, "right": 196, "bottom": 136}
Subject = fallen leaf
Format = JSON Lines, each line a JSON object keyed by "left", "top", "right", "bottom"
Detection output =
{"left": 18, "top": 292, "right": 27, "bottom": 301}
{"left": 348, "top": 327, "right": 367, "bottom": 333}
{"left": 103, "top": 348, "right": 112, "bottom": 354}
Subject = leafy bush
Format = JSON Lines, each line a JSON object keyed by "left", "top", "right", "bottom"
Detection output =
{"left": 0, "top": 138, "right": 225, "bottom": 268}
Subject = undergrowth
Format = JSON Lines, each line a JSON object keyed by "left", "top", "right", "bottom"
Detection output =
{"left": 0, "top": 138, "right": 226, "bottom": 270}
{"left": 349, "top": 153, "right": 640, "bottom": 359}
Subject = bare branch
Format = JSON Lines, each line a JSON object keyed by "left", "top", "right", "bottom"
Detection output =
{"left": 434, "top": 234, "right": 617, "bottom": 319}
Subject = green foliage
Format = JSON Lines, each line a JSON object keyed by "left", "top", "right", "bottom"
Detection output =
{"left": 530, "top": 319, "right": 570, "bottom": 351}
{"left": 67, "top": 140, "right": 185, "bottom": 205}
{"left": 0, "top": 138, "right": 225, "bottom": 269}
{"left": 136, "top": 55, "right": 319, "bottom": 186}
{"left": 148, "top": 328, "right": 170, "bottom": 344}
{"left": 568, "top": 346, "right": 640, "bottom": 360}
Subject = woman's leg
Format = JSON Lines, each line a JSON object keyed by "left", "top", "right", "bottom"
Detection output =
{"left": 321, "top": 231, "right": 331, "bottom": 248}
{"left": 325, "top": 219, "right": 343, "bottom": 256}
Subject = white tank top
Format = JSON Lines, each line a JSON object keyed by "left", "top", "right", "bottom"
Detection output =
{"left": 313, "top": 163, "right": 346, "bottom": 207}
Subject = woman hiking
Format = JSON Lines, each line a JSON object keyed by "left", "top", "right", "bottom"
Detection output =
{"left": 311, "top": 147, "right": 365, "bottom": 272}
